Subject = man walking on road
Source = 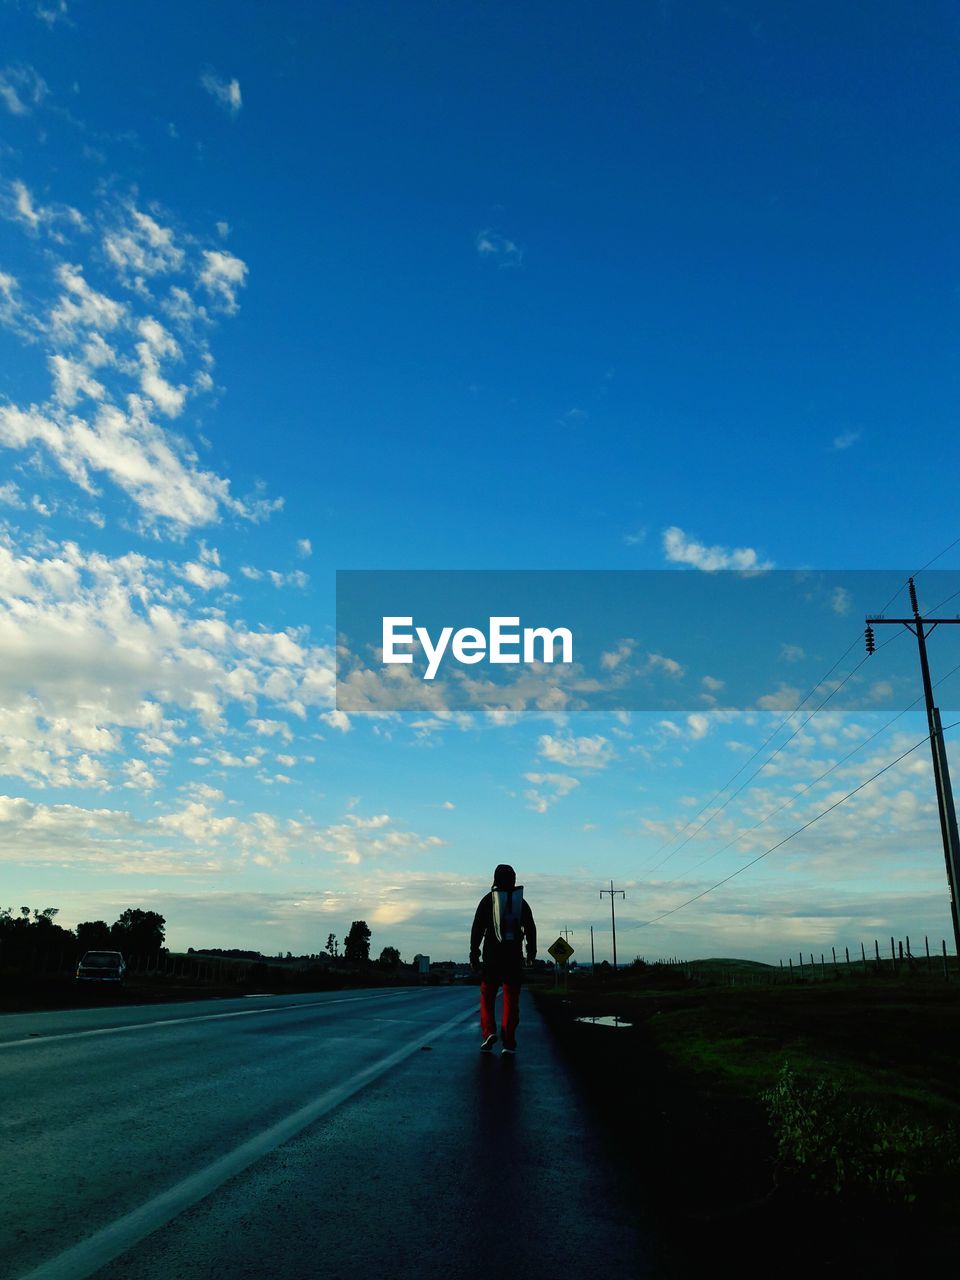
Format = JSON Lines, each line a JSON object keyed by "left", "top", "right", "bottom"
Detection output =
{"left": 470, "top": 864, "right": 536, "bottom": 1056}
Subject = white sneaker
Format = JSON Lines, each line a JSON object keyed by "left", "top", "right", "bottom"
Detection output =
{"left": 480, "top": 1033, "right": 497, "bottom": 1052}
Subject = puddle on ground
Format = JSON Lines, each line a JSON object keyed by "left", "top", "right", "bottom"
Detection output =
{"left": 574, "top": 1015, "right": 633, "bottom": 1028}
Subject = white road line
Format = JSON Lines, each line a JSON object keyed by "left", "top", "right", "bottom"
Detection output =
{"left": 0, "top": 989, "right": 422, "bottom": 1049}
{"left": 17, "top": 1002, "right": 475, "bottom": 1280}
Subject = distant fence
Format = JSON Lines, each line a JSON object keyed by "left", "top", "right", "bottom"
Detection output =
{"left": 778, "top": 935, "right": 958, "bottom": 982}
{"left": 642, "top": 934, "right": 960, "bottom": 987}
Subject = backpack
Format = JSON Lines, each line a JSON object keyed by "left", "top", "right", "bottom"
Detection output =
{"left": 492, "top": 887, "right": 524, "bottom": 944}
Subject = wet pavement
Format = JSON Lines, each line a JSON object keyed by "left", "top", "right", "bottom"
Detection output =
{"left": 2, "top": 986, "right": 660, "bottom": 1279}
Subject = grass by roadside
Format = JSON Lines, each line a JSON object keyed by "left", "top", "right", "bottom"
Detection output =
{"left": 623, "top": 973, "right": 960, "bottom": 1121}
{"left": 534, "top": 966, "right": 960, "bottom": 1276}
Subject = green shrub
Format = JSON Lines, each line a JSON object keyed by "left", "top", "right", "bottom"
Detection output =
{"left": 760, "top": 1062, "right": 959, "bottom": 1204}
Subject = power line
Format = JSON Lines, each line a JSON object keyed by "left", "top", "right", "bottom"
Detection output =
{"left": 678, "top": 655, "right": 960, "bottom": 880}
{"left": 638, "top": 636, "right": 864, "bottom": 868}
{"left": 623, "top": 547, "right": 960, "bottom": 929}
{"left": 914, "top": 534, "right": 960, "bottom": 577}
{"left": 623, "top": 718, "right": 960, "bottom": 931}
{"left": 639, "top": 546, "right": 960, "bottom": 870}
{"left": 641, "top": 647, "right": 876, "bottom": 874}
{"left": 639, "top": 629, "right": 906, "bottom": 871}
{"left": 866, "top": 578, "right": 960, "bottom": 957}
{"left": 640, "top": 614, "right": 916, "bottom": 875}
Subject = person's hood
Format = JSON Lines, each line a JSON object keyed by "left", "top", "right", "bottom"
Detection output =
{"left": 492, "top": 863, "right": 516, "bottom": 889}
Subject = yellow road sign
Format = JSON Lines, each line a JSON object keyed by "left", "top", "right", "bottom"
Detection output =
{"left": 548, "top": 936, "right": 575, "bottom": 964}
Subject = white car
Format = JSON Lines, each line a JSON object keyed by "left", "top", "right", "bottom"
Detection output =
{"left": 76, "top": 950, "right": 126, "bottom": 986}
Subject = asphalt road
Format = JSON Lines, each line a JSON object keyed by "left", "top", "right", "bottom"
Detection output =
{"left": 1, "top": 986, "right": 659, "bottom": 1279}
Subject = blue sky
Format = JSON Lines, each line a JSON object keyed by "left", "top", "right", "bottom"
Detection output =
{"left": 1, "top": 0, "right": 959, "bottom": 964}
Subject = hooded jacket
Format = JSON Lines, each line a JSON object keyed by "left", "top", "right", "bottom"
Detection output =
{"left": 470, "top": 864, "right": 537, "bottom": 981}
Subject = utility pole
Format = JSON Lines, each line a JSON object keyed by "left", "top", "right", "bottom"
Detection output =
{"left": 866, "top": 577, "right": 960, "bottom": 957}
{"left": 590, "top": 924, "right": 595, "bottom": 971}
{"left": 600, "top": 880, "right": 625, "bottom": 970}
{"left": 560, "top": 928, "right": 574, "bottom": 941}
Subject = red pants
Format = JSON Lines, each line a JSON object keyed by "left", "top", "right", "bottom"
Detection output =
{"left": 480, "top": 980, "right": 520, "bottom": 1049}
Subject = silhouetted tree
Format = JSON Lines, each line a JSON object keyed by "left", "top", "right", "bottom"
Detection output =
{"left": 325, "top": 932, "right": 338, "bottom": 956}
{"left": 111, "top": 909, "right": 165, "bottom": 957}
{"left": 343, "top": 920, "right": 371, "bottom": 962}
{"left": 378, "top": 946, "right": 400, "bottom": 969}
{"left": 77, "top": 920, "right": 113, "bottom": 952}
{"left": 0, "top": 906, "right": 75, "bottom": 967}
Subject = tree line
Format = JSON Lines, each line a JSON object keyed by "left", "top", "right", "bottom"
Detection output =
{"left": 0, "top": 907, "right": 166, "bottom": 967}
{"left": 2, "top": 910, "right": 405, "bottom": 971}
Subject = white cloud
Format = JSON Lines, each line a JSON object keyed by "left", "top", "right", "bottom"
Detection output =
{"left": 201, "top": 71, "right": 242, "bottom": 117}
{"left": 199, "top": 250, "right": 248, "bottom": 313}
{"left": 831, "top": 586, "right": 851, "bottom": 616}
{"left": 321, "top": 709, "right": 351, "bottom": 733}
{"left": 646, "top": 652, "right": 683, "bottom": 678}
{"left": 868, "top": 681, "right": 893, "bottom": 703}
{"left": 832, "top": 429, "right": 861, "bottom": 451}
{"left": 135, "top": 317, "right": 188, "bottom": 417}
{"left": 757, "top": 683, "right": 802, "bottom": 713}
{"left": 0, "top": 65, "right": 47, "bottom": 115}
{"left": 371, "top": 901, "right": 417, "bottom": 926}
{"left": 686, "top": 712, "right": 710, "bottom": 740}
{"left": 48, "top": 354, "right": 106, "bottom": 406}
{"left": 35, "top": 2, "right": 69, "bottom": 27}
{"left": 185, "top": 782, "right": 224, "bottom": 802}
{"left": 0, "top": 246, "right": 280, "bottom": 530}
{"left": 523, "top": 771, "right": 579, "bottom": 813}
{"left": 0, "top": 270, "right": 34, "bottom": 338}
{"left": 248, "top": 718, "right": 293, "bottom": 741}
{"left": 123, "top": 757, "right": 158, "bottom": 791}
{"left": 179, "top": 558, "right": 229, "bottom": 590}
{"left": 662, "top": 526, "right": 773, "bottom": 572}
{"left": 538, "top": 733, "right": 614, "bottom": 770}
{"left": 0, "top": 167, "right": 287, "bottom": 530}
{"left": 296, "top": 538, "right": 312, "bottom": 558}
{"left": 601, "top": 639, "right": 634, "bottom": 671}
{"left": 0, "top": 534, "right": 336, "bottom": 789}
{"left": 50, "top": 263, "right": 126, "bottom": 336}
{"left": 267, "top": 568, "right": 309, "bottom": 590}
{"left": 10, "top": 179, "right": 40, "bottom": 231}
{"left": 0, "top": 398, "right": 236, "bottom": 527}
{"left": 5, "top": 179, "right": 86, "bottom": 240}
{"left": 103, "top": 207, "right": 184, "bottom": 285}
{"left": 475, "top": 229, "right": 523, "bottom": 267}
{"left": 0, "top": 792, "right": 443, "bottom": 873}
{"left": 0, "top": 481, "right": 25, "bottom": 508}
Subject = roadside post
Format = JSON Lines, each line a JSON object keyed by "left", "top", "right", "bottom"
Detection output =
{"left": 548, "top": 935, "right": 575, "bottom": 992}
